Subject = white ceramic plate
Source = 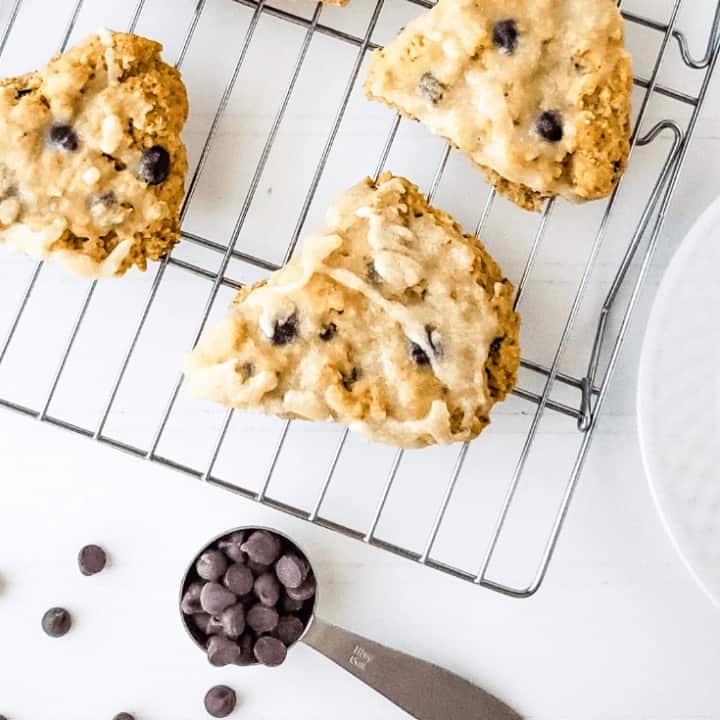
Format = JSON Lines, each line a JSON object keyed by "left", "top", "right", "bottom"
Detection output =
{"left": 637, "top": 196, "right": 720, "bottom": 608}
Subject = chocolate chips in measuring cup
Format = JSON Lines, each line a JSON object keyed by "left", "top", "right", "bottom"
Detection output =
{"left": 182, "top": 529, "right": 316, "bottom": 667}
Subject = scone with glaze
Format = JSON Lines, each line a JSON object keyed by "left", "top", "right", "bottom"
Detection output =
{"left": 184, "top": 173, "right": 520, "bottom": 449}
{"left": 0, "top": 30, "right": 188, "bottom": 277}
{"left": 365, "top": 0, "right": 633, "bottom": 211}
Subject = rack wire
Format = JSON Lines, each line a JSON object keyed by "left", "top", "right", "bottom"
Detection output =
{"left": 0, "top": 0, "right": 718, "bottom": 597}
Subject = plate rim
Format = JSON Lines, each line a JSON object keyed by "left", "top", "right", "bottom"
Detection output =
{"left": 637, "top": 194, "right": 720, "bottom": 610}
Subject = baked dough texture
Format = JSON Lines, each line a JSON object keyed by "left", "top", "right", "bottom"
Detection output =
{"left": 184, "top": 173, "right": 520, "bottom": 448}
{"left": 364, "top": 0, "right": 633, "bottom": 211}
{"left": 0, "top": 31, "right": 188, "bottom": 277}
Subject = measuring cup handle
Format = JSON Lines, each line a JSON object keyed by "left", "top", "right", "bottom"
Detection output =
{"left": 302, "top": 617, "right": 522, "bottom": 720}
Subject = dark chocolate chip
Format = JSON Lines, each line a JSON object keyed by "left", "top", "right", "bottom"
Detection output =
{"left": 536, "top": 111, "right": 563, "bottom": 142}
{"left": 197, "top": 549, "right": 228, "bottom": 582}
{"left": 341, "top": 367, "right": 361, "bottom": 391}
{"left": 221, "top": 603, "right": 246, "bottom": 639}
{"left": 276, "top": 615, "right": 305, "bottom": 646}
{"left": 235, "top": 632, "right": 257, "bottom": 666}
{"left": 241, "top": 362, "right": 255, "bottom": 380}
{"left": 254, "top": 572, "right": 281, "bottom": 607}
{"left": 16, "top": 88, "right": 33, "bottom": 99}
{"left": 112, "top": 714, "right": 135, "bottom": 720}
{"left": 78, "top": 544, "right": 107, "bottom": 576}
{"left": 138, "top": 145, "right": 170, "bottom": 185}
{"left": 41, "top": 607, "right": 72, "bottom": 637}
{"left": 492, "top": 19, "right": 518, "bottom": 54}
{"left": 204, "top": 685, "right": 237, "bottom": 718}
{"left": 271, "top": 314, "right": 298, "bottom": 346}
{"left": 224, "top": 563, "right": 254, "bottom": 596}
{"left": 285, "top": 575, "right": 316, "bottom": 602}
{"left": 48, "top": 123, "right": 79, "bottom": 152}
{"left": 241, "top": 530, "right": 282, "bottom": 565}
{"left": 207, "top": 636, "right": 242, "bottom": 667}
{"left": 409, "top": 341, "right": 431, "bottom": 366}
{"left": 366, "top": 261, "right": 381, "bottom": 285}
{"left": 246, "top": 603, "right": 279, "bottom": 634}
{"left": 218, "top": 531, "right": 247, "bottom": 563}
{"left": 319, "top": 322, "right": 337, "bottom": 341}
{"left": 181, "top": 581, "right": 204, "bottom": 615}
{"left": 201, "top": 582, "right": 237, "bottom": 616}
{"left": 418, "top": 72, "right": 445, "bottom": 104}
{"left": 275, "top": 554, "right": 310, "bottom": 589}
{"left": 281, "top": 594, "right": 304, "bottom": 613}
{"left": 254, "top": 635, "right": 287, "bottom": 667}
{"left": 490, "top": 337, "right": 503, "bottom": 354}
{"left": 425, "top": 325, "right": 443, "bottom": 358}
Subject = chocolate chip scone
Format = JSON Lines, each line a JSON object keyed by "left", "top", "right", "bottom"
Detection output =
{"left": 184, "top": 173, "right": 520, "bottom": 448}
{"left": 365, "top": 0, "right": 633, "bottom": 212}
{"left": 0, "top": 30, "right": 188, "bottom": 277}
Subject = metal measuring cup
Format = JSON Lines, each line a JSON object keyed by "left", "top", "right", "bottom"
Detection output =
{"left": 180, "top": 526, "right": 521, "bottom": 720}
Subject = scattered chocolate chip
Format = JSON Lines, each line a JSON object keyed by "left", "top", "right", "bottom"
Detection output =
{"left": 181, "top": 581, "right": 204, "bottom": 614}
{"left": 218, "top": 531, "right": 246, "bottom": 563}
{"left": 138, "top": 145, "right": 170, "bottom": 185}
{"left": 197, "top": 549, "right": 228, "bottom": 582}
{"left": 275, "top": 554, "right": 310, "bottom": 589}
{"left": 490, "top": 337, "right": 503, "bottom": 354}
{"left": 247, "top": 603, "right": 279, "bottom": 634}
{"left": 536, "top": 110, "right": 563, "bottom": 142}
{"left": 285, "top": 575, "right": 316, "bottom": 602}
{"left": 207, "top": 636, "right": 241, "bottom": 667}
{"left": 48, "top": 123, "right": 79, "bottom": 152}
{"left": 92, "top": 191, "right": 116, "bottom": 208}
{"left": 241, "top": 362, "right": 255, "bottom": 380}
{"left": 281, "top": 594, "right": 304, "bottom": 613}
{"left": 200, "top": 582, "right": 237, "bottom": 616}
{"left": 492, "top": 19, "right": 518, "bottom": 54}
{"left": 366, "top": 261, "right": 381, "bottom": 285}
{"left": 112, "top": 714, "right": 134, "bottom": 720}
{"left": 254, "top": 635, "right": 287, "bottom": 667}
{"left": 241, "top": 531, "right": 282, "bottom": 565}
{"left": 78, "top": 544, "right": 107, "bottom": 576}
{"left": 221, "top": 603, "right": 246, "bottom": 639}
{"left": 425, "top": 326, "right": 443, "bottom": 358}
{"left": 254, "top": 572, "right": 281, "bottom": 607}
{"left": 276, "top": 615, "right": 305, "bottom": 646}
{"left": 235, "top": 632, "right": 257, "bottom": 666}
{"left": 41, "top": 607, "right": 72, "bottom": 637}
{"left": 204, "top": 685, "right": 237, "bottom": 718}
{"left": 224, "top": 563, "right": 254, "bottom": 596}
{"left": 271, "top": 314, "right": 298, "bottom": 346}
{"left": 319, "top": 322, "right": 337, "bottom": 341}
{"left": 418, "top": 72, "right": 445, "bottom": 104}
{"left": 16, "top": 87, "right": 33, "bottom": 99}
{"left": 341, "top": 367, "right": 361, "bottom": 391}
{"left": 409, "top": 341, "right": 431, "bottom": 366}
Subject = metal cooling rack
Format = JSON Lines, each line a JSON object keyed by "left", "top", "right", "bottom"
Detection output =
{"left": 0, "top": 0, "right": 718, "bottom": 598}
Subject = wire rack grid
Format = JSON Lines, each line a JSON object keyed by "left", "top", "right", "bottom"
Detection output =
{"left": 0, "top": 0, "right": 718, "bottom": 598}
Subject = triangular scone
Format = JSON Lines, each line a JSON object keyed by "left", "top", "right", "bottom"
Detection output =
{"left": 0, "top": 31, "right": 188, "bottom": 277}
{"left": 365, "top": 0, "right": 632, "bottom": 212}
{"left": 184, "top": 173, "right": 520, "bottom": 449}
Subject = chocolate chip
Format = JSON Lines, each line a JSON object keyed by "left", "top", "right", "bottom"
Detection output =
{"left": 41, "top": 607, "right": 72, "bottom": 637}
{"left": 341, "top": 367, "right": 361, "bottom": 390}
{"left": 409, "top": 341, "right": 430, "bottom": 366}
{"left": 281, "top": 594, "right": 304, "bottom": 613}
{"left": 425, "top": 326, "right": 443, "bottom": 358}
{"left": 138, "top": 145, "right": 170, "bottom": 185}
{"left": 254, "top": 572, "right": 281, "bottom": 607}
{"left": 490, "top": 337, "right": 503, "bottom": 354}
{"left": 536, "top": 111, "right": 563, "bottom": 142}
{"left": 112, "top": 714, "right": 135, "bottom": 720}
{"left": 366, "top": 261, "right": 381, "bottom": 285}
{"left": 16, "top": 88, "right": 33, "bottom": 99}
{"left": 221, "top": 603, "right": 246, "bottom": 639}
{"left": 275, "top": 554, "right": 310, "bottom": 589}
{"left": 48, "top": 123, "right": 79, "bottom": 151}
{"left": 254, "top": 635, "right": 287, "bottom": 667}
{"left": 276, "top": 615, "right": 305, "bottom": 646}
{"left": 78, "top": 544, "right": 107, "bottom": 576}
{"left": 200, "top": 582, "right": 237, "bottom": 615}
{"left": 319, "top": 322, "right": 337, "bottom": 341}
{"left": 197, "top": 549, "right": 228, "bottom": 581}
{"left": 247, "top": 603, "right": 279, "bottom": 634}
{"left": 218, "top": 531, "right": 246, "bottom": 563}
{"left": 181, "top": 581, "right": 204, "bottom": 614}
{"left": 492, "top": 19, "right": 518, "bottom": 54}
{"left": 271, "top": 313, "right": 298, "bottom": 346}
{"left": 418, "top": 72, "right": 445, "bottom": 104}
{"left": 241, "top": 530, "right": 282, "bottom": 565}
{"left": 235, "top": 632, "right": 257, "bottom": 666}
{"left": 204, "top": 685, "right": 237, "bottom": 717}
{"left": 92, "top": 191, "right": 116, "bottom": 208}
{"left": 224, "top": 562, "right": 254, "bottom": 596}
{"left": 207, "top": 636, "right": 241, "bottom": 667}
{"left": 285, "top": 575, "right": 316, "bottom": 602}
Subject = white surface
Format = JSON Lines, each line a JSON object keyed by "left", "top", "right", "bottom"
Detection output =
{"left": 1, "top": 0, "right": 720, "bottom": 718}
{"left": 638, "top": 196, "right": 720, "bottom": 609}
